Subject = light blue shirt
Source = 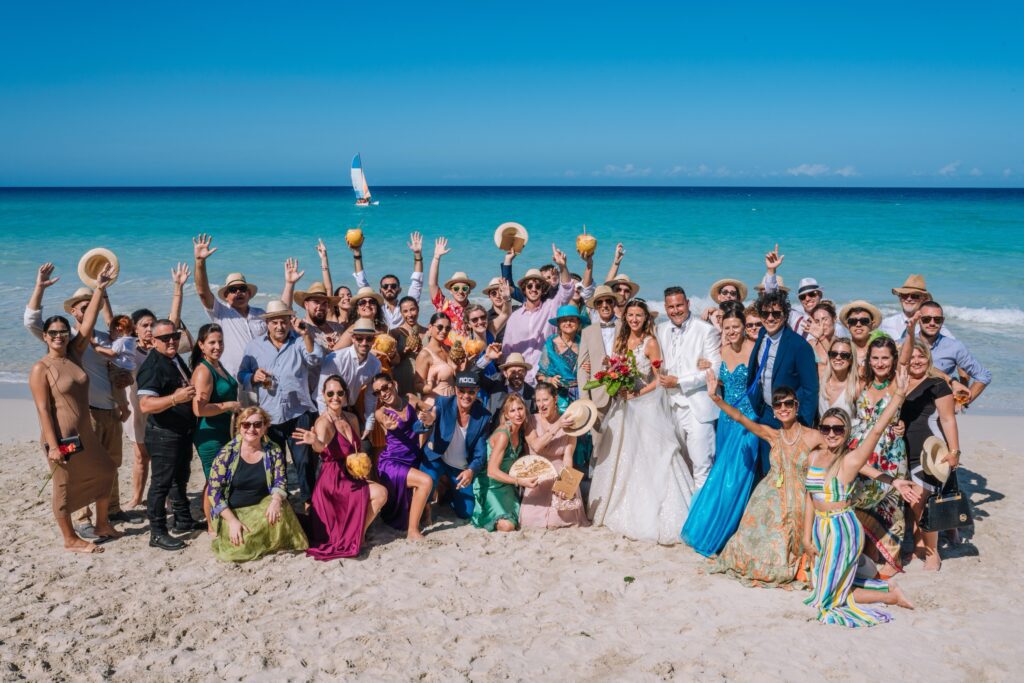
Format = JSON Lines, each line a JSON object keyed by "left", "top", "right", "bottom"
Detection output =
{"left": 238, "top": 332, "right": 322, "bottom": 424}
{"left": 759, "top": 328, "right": 784, "bottom": 405}
{"left": 928, "top": 333, "right": 991, "bottom": 385}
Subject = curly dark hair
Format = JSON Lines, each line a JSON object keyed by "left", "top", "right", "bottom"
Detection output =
{"left": 755, "top": 290, "right": 791, "bottom": 319}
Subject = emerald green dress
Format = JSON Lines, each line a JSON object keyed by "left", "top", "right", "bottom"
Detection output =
{"left": 471, "top": 428, "right": 523, "bottom": 531}
{"left": 193, "top": 359, "right": 239, "bottom": 479}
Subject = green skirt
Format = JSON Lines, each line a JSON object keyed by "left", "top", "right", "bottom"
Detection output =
{"left": 471, "top": 475, "right": 520, "bottom": 531}
{"left": 212, "top": 496, "right": 309, "bottom": 562}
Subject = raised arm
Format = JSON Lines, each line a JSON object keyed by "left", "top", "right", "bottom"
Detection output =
{"left": 761, "top": 243, "right": 784, "bottom": 292}
{"left": 317, "top": 239, "right": 334, "bottom": 295}
{"left": 169, "top": 262, "right": 190, "bottom": 327}
{"left": 842, "top": 367, "right": 908, "bottom": 481}
{"left": 192, "top": 233, "right": 218, "bottom": 310}
{"left": 605, "top": 243, "right": 624, "bottom": 283}
{"left": 407, "top": 231, "right": 424, "bottom": 301}
{"left": 707, "top": 369, "right": 777, "bottom": 442}
{"left": 488, "top": 280, "right": 513, "bottom": 335}
{"left": 898, "top": 312, "right": 918, "bottom": 368}
{"left": 73, "top": 266, "right": 115, "bottom": 355}
{"left": 428, "top": 237, "right": 450, "bottom": 306}
{"left": 25, "top": 263, "right": 60, "bottom": 341}
{"left": 501, "top": 249, "right": 524, "bottom": 303}
{"left": 281, "top": 258, "right": 303, "bottom": 308}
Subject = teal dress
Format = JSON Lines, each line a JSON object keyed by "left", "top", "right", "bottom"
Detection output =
{"left": 193, "top": 359, "right": 239, "bottom": 479}
{"left": 471, "top": 428, "right": 523, "bottom": 531}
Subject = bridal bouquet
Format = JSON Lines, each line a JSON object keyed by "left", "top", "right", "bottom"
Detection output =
{"left": 583, "top": 351, "right": 643, "bottom": 398}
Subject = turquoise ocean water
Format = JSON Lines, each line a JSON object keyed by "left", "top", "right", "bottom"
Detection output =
{"left": 1, "top": 187, "right": 1021, "bottom": 413}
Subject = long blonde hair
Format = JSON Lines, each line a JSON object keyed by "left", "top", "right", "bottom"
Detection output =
{"left": 822, "top": 337, "right": 860, "bottom": 408}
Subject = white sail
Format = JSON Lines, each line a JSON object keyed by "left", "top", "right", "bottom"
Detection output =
{"left": 351, "top": 153, "right": 371, "bottom": 201}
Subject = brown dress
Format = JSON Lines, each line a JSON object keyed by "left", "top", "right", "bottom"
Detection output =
{"left": 38, "top": 355, "right": 115, "bottom": 515}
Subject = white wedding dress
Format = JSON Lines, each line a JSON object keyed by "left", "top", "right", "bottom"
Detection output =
{"left": 588, "top": 337, "right": 694, "bottom": 544}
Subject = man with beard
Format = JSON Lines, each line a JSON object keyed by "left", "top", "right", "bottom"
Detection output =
{"left": 350, "top": 231, "right": 424, "bottom": 330}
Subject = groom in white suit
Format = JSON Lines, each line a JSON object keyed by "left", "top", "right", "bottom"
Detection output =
{"left": 656, "top": 286, "right": 721, "bottom": 489}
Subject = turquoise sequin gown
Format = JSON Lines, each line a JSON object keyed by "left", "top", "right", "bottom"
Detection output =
{"left": 681, "top": 363, "right": 761, "bottom": 556}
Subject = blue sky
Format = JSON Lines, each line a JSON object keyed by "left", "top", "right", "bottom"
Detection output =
{"left": 1, "top": 1, "right": 1021, "bottom": 186}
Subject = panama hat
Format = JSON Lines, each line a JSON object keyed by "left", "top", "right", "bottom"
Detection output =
{"left": 921, "top": 436, "right": 952, "bottom": 484}
{"left": 349, "top": 317, "right": 378, "bottom": 335}
{"left": 754, "top": 276, "right": 789, "bottom": 295}
{"left": 709, "top": 278, "right": 748, "bottom": 302}
{"left": 351, "top": 286, "right": 385, "bottom": 307}
{"left": 604, "top": 274, "right": 640, "bottom": 299}
{"left": 482, "top": 276, "right": 505, "bottom": 295}
{"left": 548, "top": 304, "right": 590, "bottom": 328}
{"left": 839, "top": 300, "right": 882, "bottom": 329}
{"left": 217, "top": 273, "right": 258, "bottom": 301}
{"left": 892, "top": 274, "right": 931, "bottom": 298}
{"left": 444, "top": 272, "right": 477, "bottom": 291}
{"left": 517, "top": 268, "right": 548, "bottom": 291}
{"left": 493, "top": 222, "right": 529, "bottom": 253}
{"left": 587, "top": 285, "right": 617, "bottom": 309}
{"left": 562, "top": 399, "right": 599, "bottom": 437}
{"left": 499, "top": 352, "right": 533, "bottom": 371}
{"left": 77, "top": 247, "right": 119, "bottom": 288}
{"left": 797, "top": 277, "right": 822, "bottom": 297}
{"left": 63, "top": 287, "right": 94, "bottom": 314}
{"left": 259, "top": 299, "right": 294, "bottom": 320}
{"left": 294, "top": 281, "right": 339, "bottom": 306}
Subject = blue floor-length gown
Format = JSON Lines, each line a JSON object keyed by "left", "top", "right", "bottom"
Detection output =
{"left": 681, "top": 363, "right": 760, "bottom": 556}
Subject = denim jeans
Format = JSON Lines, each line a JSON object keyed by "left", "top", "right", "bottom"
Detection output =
{"left": 267, "top": 410, "right": 318, "bottom": 503}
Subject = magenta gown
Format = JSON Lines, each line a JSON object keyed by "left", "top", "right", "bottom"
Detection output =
{"left": 305, "top": 423, "right": 370, "bottom": 560}
{"left": 376, "top": 404, "right": 424, "bottom": 531}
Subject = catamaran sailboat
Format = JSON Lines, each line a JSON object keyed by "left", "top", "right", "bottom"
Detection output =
{"left": 351, "top": 153, "right": 378, "bottom": 206}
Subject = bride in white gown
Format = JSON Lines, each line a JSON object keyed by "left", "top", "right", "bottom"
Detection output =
{"left": 588, "top": 298, "right": 694, "bottom": 544}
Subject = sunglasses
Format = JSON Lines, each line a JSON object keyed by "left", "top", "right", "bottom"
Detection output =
{"left": 744, "top": 322, "right": 762, "bottom": 330}
{"left": 468, "top": 315, "right": 487, "bottom": 324}
{"left": 380, "top": 283, "right": 400, "bottom": 290}
{"left": 594, "top": 298, "right": 615, "bottom": 307}
{"left": 226, "top": 285, "right": 249, "bottom": 295}
{"left": 846, "top": 316, "right": 872, "bottom": 328}
{"left": 720, "top": 289, "right": 739, "bottom": 298}
{"left": 798, "top": 291, "right": 820, "bottom": 301}
{"left": 818, "top": 424, "right": 846, "bottom": 436}
{"left": 762, "top": 310, "right": 784, "bottom": 320}
{"left": 451, "top": 285, "right": 471, "bottom": 294}
{"left": 155, "top": 332, "right": 182, "bottom": 343}
{"left": 371, "top": 385, "right": 392, "bottom": 396}
{"left": 456, "top": 387, "right": 477, "bottom": 395}
{"left": 240, "top": 420, "right": 264, "bottom": 431}
{"left": 772, "top": 398, "right": 797, "bottom": 409}
{"left": 828, "top": 351, "right": 852, "bottom": 360}
{"left": 614, "top": 286, "right": 632, "bottom": 294}
{"left": 353, "top": 335, "right": 374, "bottom": 343}
{"left": 523, "top": 281, "right": 544, "bottom": 291}
{"left": 45, "top": 329, "right": 71, "bottom": 338}
{"left": 357, "top": 299, "right": 377, "bottom": 307}
{"left": 434, "top": 324, "right": 451, "bottom": 332}
{"left": 324, "top": 390, "right": 344, "bottom": 399}
{"left": 899, "top": 293, "right": 924, "bottom": 300}
{"left": 920, "top": 315, "right": 944, "bottom": 325}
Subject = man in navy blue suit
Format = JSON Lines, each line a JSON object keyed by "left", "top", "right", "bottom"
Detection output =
{"left": 415, "top": 372, "right": 493, "bottom": 519}
{"left": 746, "top": 290, "right": 819, "bottom": 475}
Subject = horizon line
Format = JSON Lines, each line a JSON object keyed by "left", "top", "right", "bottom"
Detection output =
{"left": 1, "top": 184, "right": 1022, "bottom": 191}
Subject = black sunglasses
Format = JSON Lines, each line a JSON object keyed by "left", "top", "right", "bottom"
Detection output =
{"left": 818, "top": 424, "right": 846, "bottom": 436}
{"left": 762, "top": 310, "right": 784, "bottom": 320}
{"left": 828, "top": 351, "right": 852, "bottom": 360}
{"left": 920, "top": 315, "right": 944, "bottom": 325}
{"left": 772, "top": 398, "right": 797, "bottom": 409}
{"left": 380, "top": 283, "right": 400, "bottom": 290}
{"left": 468, "top": 315, "right": 487, "bottom": 323}
{"left": 155, "top": 332, "right": 182, "bottom": 343}
{"left": 798, "top": 291, "right": 821, "bottom": 301}
{"left": 744, "top": 322, "right": 762, "bottom": 329}
{"left": 324, "top": 390, "right": 344, "bottom": 399}
{"left": 846, "top": 316, "right": 872, "bottom": 327}
{"left": 226, "top": 285, "right": 249, "bottom": 295}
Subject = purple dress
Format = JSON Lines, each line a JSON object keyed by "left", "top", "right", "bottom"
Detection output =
{"left": 306, "top": 423, "right": 370, "bottom": 560}
{"left": 376, "top": 403, "right": 423, "bottom": 530}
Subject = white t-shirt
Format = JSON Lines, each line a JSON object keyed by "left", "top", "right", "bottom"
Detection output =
{"left": 205, "top": 298, "right": 267, "bottom": 377}
{"left": 443, "top": 421, "right": 469, "bottom": 470}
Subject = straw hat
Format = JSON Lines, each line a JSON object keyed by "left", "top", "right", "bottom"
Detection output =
{"left": 351, "top": 286, "right": 385, "bottom": 307}
{"left": 499, "top": 352, "right": 532, "bottom": 371}
{"left": 839, "top": 300, "right": 882, "bottom": 329}
{"left": 891, "top": 274, "right": 931, "bottom": 298}
{"left": 493, "top": 222, "right": 528, "bottom": 253}
{"left": 548, "top": 304, "right": 590, "bottom": 329}
{"left": 482, "top": 276, "right": 505, "bottom": 295}
{"left": 63, "top": 286, "right": 94, "bottom": 314}
{"left": 562, "top": 399, "right": 599, "bottom": 437}
{"left": 587, "top": 285, "right": 617, "bottom": 309}
{"left": 217, "top": 273, "right": 258, "bottom": 301}
{"left": 921, "top": 436, "right": 952, "bottom": 484}
{"left": 444, "top": 272, "right": 477, "bottom": 291}
{"left": 755, "top": 276, "right": 789, "bottom": 294}
{"left": 77, "top": 247, "right": 119, "bottom": 288}
{"left": 259, "top": 300, "right": 294, "bottom": 320}
{"left": 709, "top": 278, "right": 748, "bottom": 302}
{"left": 294, "top": 282, "right": 338, "bottom": 306}
{"left": 517, "top": 268, "right": 548, "bottom": 291}
{"left": 604, "top": 274, "right": 640, "bottom": 299}
{"left": 349, "top": 317, "right": 377, "bottom": 335}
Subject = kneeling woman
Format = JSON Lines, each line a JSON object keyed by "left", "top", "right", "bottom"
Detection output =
{"left": 207, "top": 407, "right": 308, "bottom": 562}
{"left": 294, "top": 375, "right": 387, "bottom": 559}
{"left": 471, "top": 394, "right": 538, "bottom": 532}
{"left": 804, "top": 367, "right": 914, "bottom": 627}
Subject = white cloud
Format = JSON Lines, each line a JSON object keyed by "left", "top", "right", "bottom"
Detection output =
{"left": 833, "top": 165, "right": 860, "bottom": 177}
{"left": 938, "top": 161, "right": 961, "bottom": 177}
{"left": 786, "top": 163, "right": 830, "bottom": 177}
{"left": 969, "top": 167, "right": 983, "bottom": 177}
{"left": 591, "top": 163, "right": 652, "bottom": 178}
{"left": 1003, "top": 168, "right": 1013, "bottom": 177}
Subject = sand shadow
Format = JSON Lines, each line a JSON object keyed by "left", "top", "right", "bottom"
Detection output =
{"left": 937, "top": 466, "right": 996, "bottom": 559}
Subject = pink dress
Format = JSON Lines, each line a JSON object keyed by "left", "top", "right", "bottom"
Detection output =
{"left": 306, "top": 422, "right": 370, "bottom": 560}
{"left": 519, "top": 415, "right": 589, "bottom": 529}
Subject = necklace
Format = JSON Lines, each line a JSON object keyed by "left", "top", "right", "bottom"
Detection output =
{"left": 781, "top": 424, "right": 801, "bottom": 446}
{"left": 872, "top": 379, "right": 891, "bottom": 390}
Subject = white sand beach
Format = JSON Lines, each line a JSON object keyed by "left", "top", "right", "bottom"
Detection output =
{"left": 0, "top": 408, "right": 1019, "bottom": 681}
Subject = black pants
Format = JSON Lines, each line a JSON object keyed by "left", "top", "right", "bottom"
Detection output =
{"left": 267, "top": 411, "right": 317, "bottom": 503}
{"left": 145, "top": 426, "right": 195, "bottom": 534}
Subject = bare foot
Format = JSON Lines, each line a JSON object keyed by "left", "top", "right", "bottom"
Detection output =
{"left": 889, "top": 581, "right": 915, "bottom": 610}
{"left": 125, "top": 499, "right": 142, "bottom": 509}
{"left": 923, "top": 553, "right": 941, "bottom": 572}
{"left": 65, "top": 538, "right": 104, "bottom": 554}
{"left": 407, "top": 529, "right": 425, "bottom": 541}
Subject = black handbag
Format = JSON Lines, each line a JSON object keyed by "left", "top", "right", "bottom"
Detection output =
{"left": 920, "top": 470, "right": 972, "bottom": 532}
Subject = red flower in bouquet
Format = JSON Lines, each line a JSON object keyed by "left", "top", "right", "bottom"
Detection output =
{"left": 651, "top": 359, "right": 662, "bottom": 370}
{"left": 583, "top": 351, "right": 642, "bottom": 398}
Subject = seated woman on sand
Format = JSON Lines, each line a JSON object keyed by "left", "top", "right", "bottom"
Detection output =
{"left": 207, "top": 407, "right": 308, "bottom": 562}
{"left": 471, "top": 394, "right": 538, "bottom": 532}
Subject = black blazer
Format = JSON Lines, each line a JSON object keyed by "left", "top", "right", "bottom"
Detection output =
{"left": 478, "top": 375, "right": 536, "bottom": 430}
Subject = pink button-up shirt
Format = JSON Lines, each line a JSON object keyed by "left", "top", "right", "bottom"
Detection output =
{"left": 500, "top": 281, "right": 574, "bottom": 385}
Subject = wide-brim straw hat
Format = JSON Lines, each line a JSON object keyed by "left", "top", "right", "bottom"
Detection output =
{"left": 349, "top": 317, "right": 378, "bottom": 335}
{"left": 77, "top": 247, "right": 119, "bottom": 288}
{"left": 548, "top": 304, "right": 590, "bottom": 329}
{"left": 482, "top": 276, "right": 504, "bottom": 295}
{"left": 217, "top": 273, "right": 258, "bottom": 301}
{"left": 294, "top": 281, "right": 339, "bottom": 306}
{"left": 754, "top": 276, "right": 789, "bottom": 294}
{"left": 839, "top": 300, "right": 882, "bottom": 329}
{"left": 892, "top": 274, "right": 931, "bottom": 298}
{"left": 444, "top": 271, "right": 477, "bottom": 291}
{"left": 587, "top": 285, "right": 617, "bottom": 309}
{"left": 63, "top": 286, "right": 94, "bottom": 313}
{"left": 517, "top": 268, "right": 548, "bottom": 291}
{"left": 499, "top": 352, "right": 533, "bottom": 371}
{"left": 922, "top": 436, "right": 952, "bottom": 484}
{"left": 493, "top": 222, "right": 528, "bottom": 253}
{"left": 563, "top": 399, "right": 599, "bottom": 437}
{"left": 259, "top": 299, "right": 294, "bottom": 320}
{"left": 351, "top": 286, "right": 385, "bottom": 307}
{"left": 604, "top": 275, "right": 640, "bottom": 299}
{"left": 709, "top": 278, "right": 748, "bottom": 302}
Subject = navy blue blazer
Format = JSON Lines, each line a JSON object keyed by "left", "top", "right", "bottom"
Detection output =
{"left": 414, "top": 395, "right": 492, "bottom": 473}
{"left": 745, "top": 325, "right": 819, "bottom": 426}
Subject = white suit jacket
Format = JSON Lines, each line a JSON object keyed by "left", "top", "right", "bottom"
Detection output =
{"left": 655, "top": 317, "right": 722, "bottom": 424}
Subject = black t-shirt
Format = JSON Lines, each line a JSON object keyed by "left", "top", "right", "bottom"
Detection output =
{"left": 227, "top": 457, "right": 267, "bottom": 509}
{"left": 136, "top": 351, "right": 197, "bottom": 435}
